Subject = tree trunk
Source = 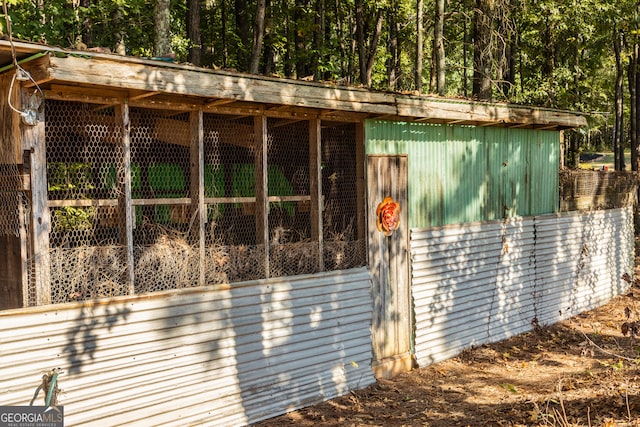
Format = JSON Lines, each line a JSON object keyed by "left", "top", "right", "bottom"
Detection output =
{"left": 80, "top": 0, "right": 93, "bottom": 47}
{"left": 473, "top": 0, "right": 493, "bottom": 100}
{"left": 294, "top": 0, "right": 310, "bottom": 78}
{"left": 187, "top": 0, "right": 202, "bottom": 66}
{"left": 387, "top": 4, "right": 398, "bottom": 90}
{"left": 235, "top": 0, "right": 250, "bottom": 70}
{"left": 263, "top": 0, "right": 275, "bottom": 75}
{"left": 364, "top": 10, "right": 384, "bottom": 87}
{"left": 636, "top": 52, "right": 640, "bottom": 172}
{"left": 335, "top": 0, "right": 348, "bottom": 81}
{"left": 415, "top": 0, "right": 424, "bottom": 93}
{"left": 495, "top": 0, "right": 514, "bottom": 98}
{"left": 614, "top": 28, "right": 624, "bottom": 171}
{"left": 221, "top": 0, "right": 228, "bottom": 68}
{"left": 284, "top": 6, "right": 294, "bottom": 78}
{"left": 113, "top": 5, "right": 127, "bottom": 55}
{"left": 154, "top": 0, "right": 172, "bottom": 57}
{"left": 629, "top": 43, "right": 637, "bottom": 172}
{"left": 434, "top": 0, "right": 445, "bottom": 95}
{"left": 313, "top": 0, "right": 325, "bottom": 80}
{"left": 355, "top": 0, "right": 367, "bottom": 85}
{"left": 543, "top": 16, "right": 555, "bottom": 106}
{"left": 354, "top": 0, "right": 382, "bottom": 87}
{"left": 463, "top": 12, "right": 469, "bottom": 97}
{"left": 249, "top": 0, "right": 267, "bottom": 73}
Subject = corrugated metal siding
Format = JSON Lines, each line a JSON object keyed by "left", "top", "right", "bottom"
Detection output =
{"left": 0, "top": 268, "right": 375, "bottom": 426}
{"left": 411, "top": 207, "right": 634, "bottom": 367}
{"left": 365, "top": 120, "right": 559, "bottom": 227}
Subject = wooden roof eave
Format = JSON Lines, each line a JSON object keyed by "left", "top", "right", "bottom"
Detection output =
{"left": 15, "top": 50, "right": 588, "bottom": 130}
{"left": 395, "top": 96, "right": 587, "bottom": 129}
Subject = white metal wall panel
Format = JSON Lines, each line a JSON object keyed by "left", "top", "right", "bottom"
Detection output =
{"left": 0, "top": 268, "right": 375, "bottom": 426}
{"left": 412, "top": 207, "right": 634, "bottom": 367}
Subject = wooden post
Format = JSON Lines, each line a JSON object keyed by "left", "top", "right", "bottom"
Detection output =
{"left": 254, "top": 115, "right": 270, "bottom": 277}
{"left": 309, "top": 118, "right": 324, "bottom": 271}
{"left": 190, "top": 110, "right": 205, "bottom": 287}
{"left": 115, "top": 102, "right": 135, "bottom": 294}
{"left": 24, "top": 103, "right": 51, "bottom": 305}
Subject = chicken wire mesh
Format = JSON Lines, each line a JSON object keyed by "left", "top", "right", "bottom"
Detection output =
{"left": 322, "top": 124, "right": 366, "bottom": 271}
{"left": 0, "top": 162, "right": 33, "bottom": 306}
{"left": 46, "top": 101, "right": 129, "bottom": 303}
{"left": 41, "top": 101, "right": 365, "bottom": 304}
{"left": 129, "top": 109, "right": 200, "bottom": 293}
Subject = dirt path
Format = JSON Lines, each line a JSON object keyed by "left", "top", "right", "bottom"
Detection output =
{"left": 253, "top": 288, "right": 640, "bottom": 427}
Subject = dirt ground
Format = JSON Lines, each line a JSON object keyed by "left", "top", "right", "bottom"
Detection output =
{"left": 253, "top": 283, "right": 640, "bottom": 426}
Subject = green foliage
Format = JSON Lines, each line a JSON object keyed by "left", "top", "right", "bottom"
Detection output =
{"left": 48, "top": 162, "right": 96, "bottom": 231}
{"left": 3, "top": 0, "right": 639, "bottom": 147}
{"left": 53, "top": 206, "right": 95, "bottom": 231}
{"left": 48, "top": 162, "right": 94, "bottom": 192}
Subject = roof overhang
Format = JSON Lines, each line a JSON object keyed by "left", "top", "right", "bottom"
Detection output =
{"left": 0, "top": 40, "right": 587, "bottom": 130}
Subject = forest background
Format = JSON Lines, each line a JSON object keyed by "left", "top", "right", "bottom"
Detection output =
{"left": 3, "top": 0, "right": 640, "bottom": 170}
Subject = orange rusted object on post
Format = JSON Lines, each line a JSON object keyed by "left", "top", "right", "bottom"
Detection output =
{"left": 376, "top": 197, "right": 401, "bottom": 236}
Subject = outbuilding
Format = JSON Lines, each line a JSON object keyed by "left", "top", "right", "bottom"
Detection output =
{"left": 0, "top": 40, "right": 631, "bottom": 426}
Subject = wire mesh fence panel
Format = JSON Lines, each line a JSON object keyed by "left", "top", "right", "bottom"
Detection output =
{"left": 129, "top": 108, "right": 200, "bottom": 293}
{"left": 0, "top": 163, "right": 32, "bottom": 306}
{"left": 203, "top": 114, "right": 267, "bottom": 283}
{"left": 46, "top": 101, "right": 129, "bottom": 303}
{"left": 322, "top": 124, "right": 366, "bottom": 270}
{"left": 37, "top": 101, "right": 366, "bottom": 305}
{"left": 267, "top": 119, "right": 318, "bottom": 278}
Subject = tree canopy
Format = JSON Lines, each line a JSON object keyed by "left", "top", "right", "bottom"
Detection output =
{"left": 3, "top": 0, "right": 640, "bottom": 165}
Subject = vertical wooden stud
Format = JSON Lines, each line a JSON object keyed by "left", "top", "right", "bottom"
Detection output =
{"left": 24, "top": 103, "right": 51, "bottom": 305}
{"left": 309, "top": 118, "right": 324, "bottom": 271}
{"left": 190, "top": 110, "right": 205, "bottom": 287}
{"left": 115, "top": 102, "right": 135, "bottom": 294}
{"left": 254, "top": 115, "right": 270, "bottom": 277}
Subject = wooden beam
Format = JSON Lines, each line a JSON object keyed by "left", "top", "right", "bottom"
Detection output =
{"left": 270, "top": 118, "right": 304, "bottom": 128}
{"left": 115, "top": 102, "right": 135, "bottom": 294}
{"left": 156, "top": 117, "right": 254, "bottom": 148}
{"left": 205, "top": 98, "right": 236, "bottom": 106}
{"left": 44, "top": 55, "right": 397, "bottom": 115}
{"left": 28, "top": 49, "right": 588, "bottom": 129}
{"left": 190, "top": 110, "right": 206, "bottom": 288}
{"left": 254, "top": 115, "right": 269, "bottom": 277}
{"left": 309, "top": 118, "right": 323, "bottom": 271}
{"left": 130, "top": 90, "right": 161, "bottom": 101}
{"left": 24, "top": 101, "right": 51, "bottom": 305}
{"left": 396, "top": 96, "right": 587, "bottom": 129}
{"left": 48, "top": 199, "right": 119, "bottom": 207}
{"left": 48, "top": 84, "right": 128, "bottom": 102}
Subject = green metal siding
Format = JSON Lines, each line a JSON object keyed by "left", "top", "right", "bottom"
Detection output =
{"left": 365, "top": 120, "right": 559, "bottom": 228}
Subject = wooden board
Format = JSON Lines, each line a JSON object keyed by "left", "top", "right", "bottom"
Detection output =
{"left": 367, "top": 155, "right": 412, "bottom": 379}
{"left": 24, "top": 107, "right": 51, "bottom": 305}
{"left": 16, "top": 52, "right": 588, "bottom": 130}
{"left": 0, "top": 73, "right": 21, "bottom": 163}
{"left": 115, "top": 103, "right": 135, "bottom": 293}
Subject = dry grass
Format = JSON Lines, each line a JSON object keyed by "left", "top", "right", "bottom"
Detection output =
{"left": 49, "top": 225, "right": 365, "bottom": 303}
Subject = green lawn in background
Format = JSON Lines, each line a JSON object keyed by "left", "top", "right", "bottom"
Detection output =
{"left": 579, "top": 151, "right": 631, "bottom": 171}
